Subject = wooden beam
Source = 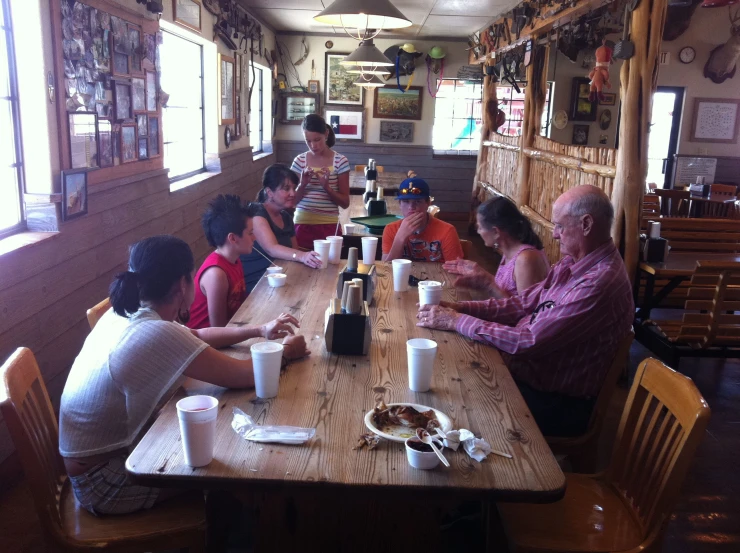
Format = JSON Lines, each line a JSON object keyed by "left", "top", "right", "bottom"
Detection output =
{"left": 482, "top": 140, "right": 520, "bottom": 152}
{"left": 482, "top": 141, "right": 616, "bottom": 177}
{"left": 521, "top": 205, "right": 555, "bottom": 231}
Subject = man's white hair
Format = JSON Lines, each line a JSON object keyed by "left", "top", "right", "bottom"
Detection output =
{"left": 567, "top": 188, "right": 614, "bottom": 231}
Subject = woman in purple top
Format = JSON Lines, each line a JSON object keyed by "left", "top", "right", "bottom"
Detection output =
{"left": 444, "top": 196, "right": 549, "bottom": 297}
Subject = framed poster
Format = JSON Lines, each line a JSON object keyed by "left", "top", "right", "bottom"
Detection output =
{"left": 324, "top": 106, "right": 365, "bottom": 142}
{"left": 120, "top": 124, "right": 137, "bottom": 163}
{"left": 68, "top": 111, "right": 99, "bottom": 169}
{"left": 570, "top": 77, "right": 596, "bottom": 122}
{"left": 61, "top": 169, "right": 88, "bottom": 221}
{"left": 279, "top": 92, "right": 319, "bottom": 124}
{"left": 379, "top": 120, "right": 413, "bottom": 142}
{"left": 690, "top": 98, "right": 740, "bottom": 144}
{"left": 173, "top": 0, "right": 201, "bottom": 33}
{"left": 114, "top": 81, "right": 132, "bottom": 121}
{"left": 145, "top": 70, "right": 157, "bottom": 112}
{"left": 324, "top": 52, "right": 363, "bottom": 106}
{"left": 219, "top": 54, "right": 235, "bottom": 124}
{"left": 132, "top": 77, "right": 146, "bottom": 112}
{"left": 136, "top": 113, "right": 148, "bottom": 137}
{"left": 373, "top": 86, "right": 423, "bottom": 121}
{"left": 128, "top": 24, "right": 143, "bottom": 74}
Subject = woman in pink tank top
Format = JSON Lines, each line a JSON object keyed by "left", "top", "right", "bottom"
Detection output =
{"left": 444, "top": 196, "right": 550, "bottom": 297}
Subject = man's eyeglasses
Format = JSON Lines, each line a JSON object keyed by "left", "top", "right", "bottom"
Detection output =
{"left": 401, "top": 187, "right": 422, "bottom": 195}
{"left": 529, "top": 301, "right": 555, "bottom": 324}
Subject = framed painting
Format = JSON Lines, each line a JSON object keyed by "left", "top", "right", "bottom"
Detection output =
{"left": 379, "top": 120, "right": 413, "bottom": 143}
{"left": 120, "top": 124, "right": 137, "bottom": 163}
{"left": 572, "top": 124, "right": 590, "bottom": 145}
{"left": 145, "top": 70, "right": 157, "bottom": 112}
{"left": 138, "top": 137, "right": 149, "bottom": 160}
{"left": 98, "top": 119, "right": 113, "bottom": 168}
{"left": 173, "top": 0, "right": 201, "bottom": 33}
{"left": 219, "top": 53, "right": 235, "bottom": 124}
{"left": 128, "top": 24, "right": 143, "bottom": 75}
{"left": 570, "top": 77, "right": 596, "bottom": 122}
{"left": 61, "top": 169, "right": 88, "bottom": 221}
{"left": 149, "top": 116, "right": 161, "bottom": 157}
{"left": 325, "top": 52, "right": 363, "bottom": 106}
{"left": 132, "top": 77, "right": 146, "bottom": 112}
{"left": 68, "top": 111, "right": 99, "bottom": 169}
{"left": 324, "top": 105, "right": 365, "bottom": 142}
{"left": 599, "top": 92, "right": 616, "bottom": 106}
{"left": 136, "top": 113, "right": 148, "bottom": 137}
{"left": 690, "top": 98, "right": 740, "bottom": 144}
{"left": 114, "top": 81, "right": 132, "bottom": 121}
{"left": 279, "top": 92, "right": 319, "bottom": 124}
{"left": 373, "top": 86, "right": 423, "bottom": 121}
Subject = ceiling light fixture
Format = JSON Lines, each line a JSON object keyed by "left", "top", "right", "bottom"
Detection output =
{"left": 314, "top": 0, "right": 412, "bottom": 41}
{"left": 340, "top": 38, "right": 393, "bottom": 70}
{"left": 353, "top": 74, "right": 386, "bottom": 88}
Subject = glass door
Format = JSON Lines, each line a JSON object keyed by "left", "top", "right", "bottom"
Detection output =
{"left": 646, "top": 87, "right": 684, "bottom": 189}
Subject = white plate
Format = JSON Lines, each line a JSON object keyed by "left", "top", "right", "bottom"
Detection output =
{"left": 364, "top": 402, "right": 453, "bottom": 443}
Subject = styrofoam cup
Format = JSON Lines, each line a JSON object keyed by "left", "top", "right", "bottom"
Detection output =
{"left": 344, "top": 223, "right": 356, "bottom": 235}
{"left": 251, "top": 342, "right": 284, "bottom": 398}
{"left": 405, "top": 437, "right": 441, "bottom": 470}
{"left": 418, "top": 280, "right": 443, "bottom": 306}
{"left": 313, "top": 239, "right": 330, "bottom": 269}
{"left": 176, "top": 395, "right": 219, "bottom": 467}
{"left": 392, "top": 259, "right": 412, "bottom": 292}
{"left": 326, "top": 236, "right": 343, "bottom": 264}
{"left": 407, "top": 338, "right": 437, "bottom": 392}
{"left": 361, "top": 236, "right": 378, "bottom": 265}
{"left": 265, "top": 266, "right": 283, "bottom": 274}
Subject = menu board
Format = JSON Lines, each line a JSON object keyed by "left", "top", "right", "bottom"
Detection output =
{"left": 673, "top": 156, "right": 717, "bottom": 187}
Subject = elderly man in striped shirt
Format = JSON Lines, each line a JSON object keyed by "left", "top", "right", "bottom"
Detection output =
{"left": 417, "top": 185, "right": 634, "bottom": 437}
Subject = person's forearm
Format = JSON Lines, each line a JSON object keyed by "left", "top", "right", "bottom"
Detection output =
{"left": 383, "top": 234, "right": 407, "bottom": 261}
{"left": 194, "top": 325, "right": 264, "bottom": 349}
{"left": 261, "top": 242, "right": 304, "bottom": 262}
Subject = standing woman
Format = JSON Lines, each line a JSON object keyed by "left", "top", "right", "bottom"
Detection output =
{"left": 290, "top": 114, "right": 350, "bottom": 249}
{"left": 241, "top": 164, "right": 322, "bottom": 292}
{"left": 444, "top": 196, "right": 550, "bottom": 298}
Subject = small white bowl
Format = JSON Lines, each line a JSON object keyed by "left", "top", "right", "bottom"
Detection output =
{"left": 267, "top": 273, "right": 287, "bottom": 287}
{"left": 405, "top": 437, "right": 441, "bottom": 470}
{"left": 265, "top": 266, "right": 283, "bottom": 275}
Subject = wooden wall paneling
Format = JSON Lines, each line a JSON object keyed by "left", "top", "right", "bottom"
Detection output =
{"left": 472, "top": 58, "right": 498, "bottom": 231}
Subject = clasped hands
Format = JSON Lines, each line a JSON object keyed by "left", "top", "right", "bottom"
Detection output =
{"left": 301, "top": 167, "right": 331, "bottom": 192}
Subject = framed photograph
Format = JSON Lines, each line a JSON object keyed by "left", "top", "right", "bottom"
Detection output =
{"left": 570, "top": 77, "right": 596, "bottom": 121}
{"left": 61, "top": 169, "right": 88, "bottom": 221}
{"left": 68, "top": 111, "right": 99, "bottom": 169}
{"left": 235, "top": 53, "right": 242, "bottom": 93}
{"left": 138, "top": 137, "right": 149, "bottom": 160}
{"left": 173, "top": 0, "right": 201, "bottom": 33}
{"left": 145, "top": 70, "right": 157, "bottom": 112}
{"left": 136, "top": 113, "right": 148, "bottom": 137}
{"left": 379, "top": 120, "right": 413, "bottom": 143}
{"left": 120, "top": 124, "right": 137, "bottom": 163}
{"left": 98, "top": 119, "right": 113, "bottom": 168}
{"left": 373, "top": 86, "right": 423, "bottom": 121}
{"left": 599, "top": 92, "right": 616, "bottom": 106}
{"left": 572, "top": 124, "right": 590, "bottom": 145}
{"left": 234, "top": 95, "right": 241, "bottom": 138}
{"left": 95, "top": 102, "right": 112, "bottom": 119}
{"left": 279, "top": 92, "right": 319, "bottom": 124}
{"left": 132, "top": 77, "right": 146, "bottom": 112}
{"left": 114, "top": 81, "right": 132, "bottom": 121}
{"left": 128, "top": 25, "right": 143, "bottom": 74}
{"left": 308, "top": 80, "right": 320, "bottom": 94}
{"left": 690, "top": 98, "right": 740, "bottom": 144}
{"left": 219, "top": 54, "right": 235, "bottom": 124}
{"left": 324, "top": 105, "right": 365, "bottom": 142}
{"left": 325, "top": 52, "right": 363, "bottom": 106}
{"left": 149, "top": 116, "right": 160, "bottom": 157}
{"left": 112, "top": 49, "right": 129, "bottom": 77}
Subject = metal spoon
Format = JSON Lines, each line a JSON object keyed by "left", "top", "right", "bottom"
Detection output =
{"left": 417, "top": 429, "right": 450, "bottom": 467}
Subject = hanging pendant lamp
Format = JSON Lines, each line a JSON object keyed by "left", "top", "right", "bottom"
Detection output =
{"left": 340, "top": 39, "right": 394, "bottom": 67}
{"left": 353, "top": 74, "right": 386, "bottom": 88}
{"left": 314, "top": 0, "right": 412, "bottom": 40}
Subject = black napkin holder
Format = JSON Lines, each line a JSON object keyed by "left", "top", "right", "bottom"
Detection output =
{"left": 324, "top": 298, "right": 371, "bottom": 355}
{"left": 643, "top": 237, "right": 668, "bottom": 262}
{"left": 336, "top": 263, "right": 376, "bottom": 304}
{"left": 365, "top": 199, "right": 387, "bottom": 216}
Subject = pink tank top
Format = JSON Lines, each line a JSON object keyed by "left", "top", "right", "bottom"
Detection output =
{"left": 494, "top": 245, "right": 547, "bottom": 296}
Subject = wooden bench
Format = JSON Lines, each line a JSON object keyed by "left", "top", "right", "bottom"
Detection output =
{"left": 636, "top": 260, "right": 740, "bottom": 367}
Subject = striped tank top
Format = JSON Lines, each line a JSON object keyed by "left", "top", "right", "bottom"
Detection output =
{"left": 290, "top": 152, "right": 350, "bottom": 225}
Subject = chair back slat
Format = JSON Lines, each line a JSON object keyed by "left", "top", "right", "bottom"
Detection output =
{"left": 86, "top": 297, "right": 111, "bottom": 330}
{"left": 607, "top": 358, "right": 710, "bottom": 535}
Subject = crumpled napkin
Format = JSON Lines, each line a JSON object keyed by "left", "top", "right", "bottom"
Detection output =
{"left": 434, "top": 428, "right": 493, "bottom": 462}
{"left": 231, "top": 407, "right": 315, "bottom": 445}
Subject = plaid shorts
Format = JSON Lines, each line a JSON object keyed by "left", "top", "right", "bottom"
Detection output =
{"left": 68, "top": 454, "right": 160, "bottom": 516}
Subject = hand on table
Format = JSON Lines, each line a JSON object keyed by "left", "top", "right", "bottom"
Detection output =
{"left": 282, "top": 334, "right": 311, "bottom": 360}
{"left": 416, "top": 301, "right": 462, "bottom": 331}
{"left": 261, "top": 313, "right": 300, "bottom": 340}
{"left": 398, "top": 211, "right": 427, "bottom": 239}
{"left": 300, "top": 250, "right": 323, "bottom": 269}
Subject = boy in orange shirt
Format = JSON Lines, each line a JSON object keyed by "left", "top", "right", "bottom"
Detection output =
{"left": 382, "top": 178, "right": 463, "bottom": 262}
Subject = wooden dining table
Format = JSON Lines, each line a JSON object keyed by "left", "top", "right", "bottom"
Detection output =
{"left": 126, "top": 261, "right": 564, "bottom": 548}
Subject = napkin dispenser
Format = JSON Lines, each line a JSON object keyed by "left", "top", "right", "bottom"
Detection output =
{"left": 365, "top": 199, "right": 387, "bottom": 216}
{"left": 324, "top": 298, "right": 371, "bottom": 355}
{"left": 336, "top": 263, "right": 376, "bottom": 304}
{"left": 643, "top": 237, "right": 668, "bottom": 262}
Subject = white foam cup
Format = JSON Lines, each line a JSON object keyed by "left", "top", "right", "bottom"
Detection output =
{"left": 265, "top": 266, "right": 283, "bottom": 275}
{"left": 250, "top": 342, "right": 284, "bottom": 399}
{"left": 313, "top": 239, "right": 330, "bottom": 269}
{"left": 418, "top": 280, "right": 443, "bottom": 306}
{"left": 407, "top": 338, "right": 438, "bottom": 392}
{"left": 392, "top": 259, "right": 412, "bottom": 292}
{"left": 326, "top": 236, "right": 343, "bottom": 264}
{"left": 405, "top": 437, "right": 441, "bottom": 470}
{"left": 343, "top": 223, "right": 356, "bottom": 235}
{"left": 361, "top": 236, "right": 378, "bottom": 265}
{"left": 176, "top": 395, "right": 219, "bottom": 467}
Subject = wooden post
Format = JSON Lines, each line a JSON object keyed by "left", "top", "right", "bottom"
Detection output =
{"left": 612, "top": 0, "right": 669, "bottom": 284}
{"left": 471, "top": 59, "right": 497, "bottom": 232}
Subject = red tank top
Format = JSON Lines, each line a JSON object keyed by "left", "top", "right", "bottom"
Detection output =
{"left": 187, "top": 251, "right": 246, "bottom": 329}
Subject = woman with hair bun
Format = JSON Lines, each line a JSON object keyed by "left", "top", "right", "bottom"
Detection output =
{"left": 444, "top": 196, "right": 550, "bottom": 297}
{"left": 290, "top": 114, "right": 350, "bottom": 249}
{"left": 59, "top": 235, "right": 309, "bottom": 515}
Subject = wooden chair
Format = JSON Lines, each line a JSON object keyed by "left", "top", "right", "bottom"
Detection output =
{"left": 546, "top": 329, "right": 634, "bottom": 473}
{"left": 0, "top": 347, "right": 207, "bottom": 552}
{"left": 642, "top": 194, "right": 660, "bottom": 219}
{"left": 459, "top": 239, "right": 473, "bottom": 260}
{"left": 498, "top": 357, "right": 711, "bottom": 553}
{"left": 86, "top": 297, "right": 111, "bottom": 330}
{"left": 653, "top": 188, "right": 689, "bottom": 217}
{"left": 354, "top": 164, "right": 384, "bottom": 172}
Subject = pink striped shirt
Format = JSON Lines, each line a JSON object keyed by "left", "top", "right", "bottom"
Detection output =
{"left": 455, "top": 240, "right": 633, "bottom": 397}
{"left": 494, "top": 244, "right": 548, "bottom": 297}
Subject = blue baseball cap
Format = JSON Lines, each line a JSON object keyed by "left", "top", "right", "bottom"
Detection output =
{"left": 397, "top": 177, "right": 431, "bottom": 200}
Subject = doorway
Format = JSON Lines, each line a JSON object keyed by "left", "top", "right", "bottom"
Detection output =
{"left": 646, "top": 87, "right": 684, "bottom": 189}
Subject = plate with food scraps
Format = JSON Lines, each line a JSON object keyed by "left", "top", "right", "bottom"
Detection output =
{"left": 364, "top": 402, "right": 453, "bottom": 443}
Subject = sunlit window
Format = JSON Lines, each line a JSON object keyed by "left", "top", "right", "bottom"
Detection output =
{"left": 432, "top": 79, "right": 482, "bottom": 155}
{"left": 160, "top": 30, "right": 204, "bottom": 180}
{"left": 497, "top": 82, "right": 554, "bottom": 137}
{"left": 249, "top": 63, "right": 263, "bottom": 153}
{"left": 0, "top": 0, "right": 24, "bottom": 237}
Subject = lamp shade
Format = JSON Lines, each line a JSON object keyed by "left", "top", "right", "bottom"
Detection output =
{"left": 314, "top": 0, "right": 412, "bottom": 29}
{"left": 353, "top": 74, "right": 386, "bottom": 88}
{"left": 346, "top": 66, "right": 391, "bottom": 75}
{"left": 340, "top": 39, "right": 394, "bottom": 67}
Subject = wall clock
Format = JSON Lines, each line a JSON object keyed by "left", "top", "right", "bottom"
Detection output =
{"left": 679, "top": 47, "right": 696, "bottom": 64}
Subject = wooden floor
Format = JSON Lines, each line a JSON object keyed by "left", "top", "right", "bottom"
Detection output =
{"left": 1, "top": 228, "right": 739, "bottom": 552}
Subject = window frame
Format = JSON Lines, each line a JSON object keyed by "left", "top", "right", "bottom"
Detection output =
{"left": 432, "top": 78, "right": 483, "bottom": 159}
{"left": 249, "top": 62, "right": 263, "bottom": 154}
{"left": 0, "top": 0, "right": 26, "bottom": 239}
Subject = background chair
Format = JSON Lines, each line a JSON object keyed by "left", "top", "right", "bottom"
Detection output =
{"left": 354, "top": 165, "right": 384, "bottom": 173}
{"left": 86, "top": 297, "right": 111, "bottom": 330}
{"left": 459, "top": 239, "right": 473, "bottom": 260}
{"left": 498, "top": 357, "right": 710, "bottom": 553}
{"left": 654, "top": 188, "right": 689, "bottom": 217}
{"left": 0, "top": 347, "right": 207, "bottom": 552}
{"left": 546, "top": 328, "right": 634, "bottom": 473}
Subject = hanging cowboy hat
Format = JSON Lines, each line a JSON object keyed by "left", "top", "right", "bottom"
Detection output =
{"left": 428, "top": 46, "right": 446, "bottom": 59}
{"left": 400, "top": 43, "right": 419, "bottom": 53}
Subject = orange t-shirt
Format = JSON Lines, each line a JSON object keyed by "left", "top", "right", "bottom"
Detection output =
{"left": 187, "top": 252, "right": 246, "bottom": 329}
{"left": 382, "top": 216, "right": 463, "bottom": 262}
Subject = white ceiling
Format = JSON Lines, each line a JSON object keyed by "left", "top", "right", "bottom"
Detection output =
{"left": 237, "top": 0, "right": 520, "bottom": 38}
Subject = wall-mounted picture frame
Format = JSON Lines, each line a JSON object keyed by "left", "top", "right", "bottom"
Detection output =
{"left": 235, "top": 53, "right": 242, "bottom": 93}
{"left": 68, "top": 111, "right": 99, "bottom": 169}
{"left": 599, "top": 93, "right": 616, "bottom": 106}
{"left": 234, "top": 95, "right": 241, "bottom": 138}
{"left": 132, "top": 77, "right": 146, "bottom": 112}
{"left": 138, "top": 137, "right": 149, "bottom": 160}
{"left": 173, "top": 0, "right": 201, "bottom": 33}
{"left": 114, "top": 81, "right": 132, "bottom": 121}
{"left": 145, "top": 70, "right": 157, "bottom": 112}
{"left": 373, "top": 86, "right": 423, "bottom": 121}
{"left": 570, "top": 77, "right": 597, "bottom": 122}
{"left": 379, "top": 120, "right": 414, "bottom": 143}
{"left": 325, "top": 52, "right": 363, "bottom": 106}
{"left": 98, "top": 119, "right": 113, "bottom": 168}
{"left": 324, "top": 105, "right": 365, "bottom": 142}
{"left": 120, "top": 124, "right": 137, "bottom": 163}
{"left": 279, "top": 92, "right": 319, "bottom": 124}
{"left": 149, "top": 116, "right": 160, "bottom": 157}
{"left": 308, "top": 80, "right": 320, "bottom": 94}
{"left": 136, "top": 113, "right": 148, "bottom": 137}
{"left": 61, "top": 169, "right": 88, "bottom": 222}
{"left": 572, "top": 124, "right": 590, "bottom": 145}
{"left": 128, "top": 24, "right": 143, "bottom": 75}
{"left": 219, "top": 53, "right": 235, "bottom": 124}
{"left": 690, "top": 97, "right": 740, "bottom": 144}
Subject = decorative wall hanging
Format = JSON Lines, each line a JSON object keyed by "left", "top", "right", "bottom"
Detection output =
{"left": 599, "top": 109, "right": 612, "bottom": 130}
{"left": 308, "top": 80, "right": 320, "bottom": 94}
{"left": 69, "top": 112, "right": 99, "bottom": 169}
{"left": 690, "top": 98, "right": 740, "bottom": 144}
{"left": 324, "top": 106, "right": 365, "bottom": 142}
{"left": 373, "top": 85, "right": 423, "bottom": 120}
{"left": 570, "top": 77, "right": 597, "bottom": 121}
{"left": 120, "top": 124, "right": 137, "bottom": 163}
{"left": 220, "top": 54, "right": 235, "bottom": 124}
{"left": 587, "top": 40, "right": 613, "bottom": 103}
{"left": 173, "top": 0, "right": 202, "bottom": 33}
{"left": 325, "top": 52, "right": 364, "bottom": 106}
{"left": 572, "top": 124, "right": 590, "bottom": 145}
{"left": 279, "top": 92, "right": 319, "bottom": 124}
{"left": 599, "top": 93, "right": 616, "bottom": 106}
{"left": 61, "top": 169, "right": 88, "bottom": 221}
{"left": 379, "top": 120, "right": 413, "bottom": 142}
